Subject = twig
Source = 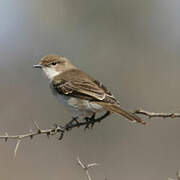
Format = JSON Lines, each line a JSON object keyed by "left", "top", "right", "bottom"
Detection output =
{"left": 0, "top": 121, "right": 64, "bottom": 156}
{"left": 77, "top": 156, "right": 99, "bottom": 180}
{"left": 134, "top": 108, "right": 180, "bottom": 119}
{"left": 0, "top": 112, "right": 109, "bottom": 155}
{"left": 168, "top": 171, "right": 180, "bottom": 180}
{"left": 0, "top": 123, "right": 64, "bottom": 141}
{"left": 1, "top": 107, "right": 180, "bottom": 156}
{"left": 177, "top": 171, "right": 180, "bottom": 180}
{"left": 14, "top": 139, "right": 21, "bottom": 157}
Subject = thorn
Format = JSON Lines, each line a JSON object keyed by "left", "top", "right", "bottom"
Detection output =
{"left": 33, "top": 120, "right": 40, "bottom": 130}
{"left": 33, "top": 120, "right": 42, "bottom": 134}
{"left": 77, "top": 156, "right": 86, "bottom": 169}
{"left": 5, "top": 132, "right": 8, "bottom": 142}
{"left": 14, "top": 139, "right": 21, "bottom": 157}
{"left": 46, "top": 132, "right": 50, "bottom": 138}
{"left": 29, "top": 129, "right": 33, "bottom": 139}
{"left": 58, "top": 131, "right": 64, "bottom": 140}
{"left": 87, "top": 163, "right": 100, "bottom": 168}
{"left": 171, "top": 114, "right": 175, "bottom": 118}
{"left": 30, "top": 135, "right": 33, "bottom": 140}
{"left": 77, "top": 156, "right": 99, "bottom": 169}
{"left": 5, "top": 132, "right": 8, "bottom": 135}
{"left": 37, "top": 129, "right": 41, "bottom": 134}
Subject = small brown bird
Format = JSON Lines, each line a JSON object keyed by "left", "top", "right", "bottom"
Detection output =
{"left": 33, "top": 55, "right": 146, "bottom": 125}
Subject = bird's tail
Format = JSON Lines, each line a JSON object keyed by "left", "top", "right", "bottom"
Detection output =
{"left": 96, "top": 102, "right": 146, "bottom": 125}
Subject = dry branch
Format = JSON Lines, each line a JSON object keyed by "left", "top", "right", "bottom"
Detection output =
{"left": 168, "top": 171, "right": 180, "bottom": 180}
{"left": 134, "top": 108, "right": 180, "bottom": 119}
{"left": 0, "top": 112, "right": 109, "bottom": 156}
{"left": 0, "top": 111, "right": 110, "bottom": 156}
{"left": 0, "top": 121, "right": 64, "bottom": 156}
{"left": 1, "top": 107, "right": 180, "bottom": 156}
{"left": 77, "top": 156, "right": 100, "bottom": 180}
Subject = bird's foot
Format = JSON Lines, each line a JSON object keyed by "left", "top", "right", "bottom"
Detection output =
{"left": 84, "top": 114, "right": 96, "bottom": 129}
{"left": 84, "top": 111, "right": 111, "bottom": 130}
{"left": 65, "top": 116, "right": 80, "bottom": 131}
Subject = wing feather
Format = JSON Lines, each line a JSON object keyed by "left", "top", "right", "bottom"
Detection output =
{"left": 52, "top": 69, "right": 117, "bottom": 103}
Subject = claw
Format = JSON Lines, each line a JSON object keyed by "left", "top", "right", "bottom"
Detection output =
{"left": 84, "top": 113, "right": 96, "bottom": 130}
{"left": 65, "top": 116, "right": 80, "bottom": 131}
{"left": 58, "top": 131, "right": 64, "bottom": 140}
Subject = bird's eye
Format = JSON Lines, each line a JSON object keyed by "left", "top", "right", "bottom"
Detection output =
{"left": 51, "top": 62, "right": 57, "bottom": 66}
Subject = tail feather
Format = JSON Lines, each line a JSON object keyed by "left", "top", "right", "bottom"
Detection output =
{"left": 96, "top": 102, "right": 146, "bottom": 125}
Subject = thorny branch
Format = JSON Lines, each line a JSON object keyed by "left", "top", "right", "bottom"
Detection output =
{"left": 0, "top": 111, "right": 110, "bottom": 156}
{"left": 1, "top": 107, "right": 180, "bottom": 156}
{"left": 0, "top": 120, "right": 64, "bottom": 157}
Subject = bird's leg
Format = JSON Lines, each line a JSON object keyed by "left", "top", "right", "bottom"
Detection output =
{"left": 95, "top": 111, "right": 111, "bottom": 122}
{"left": 72, "top": 116, "right": 81, "bottom": 127}
{"left": 89, "top": 111, "right": 111, "bottom": 128}
{"left": 84, "top": 111, "right": 110, "bottom": 129}
{"left": 63, "top": 111, "right": 111, "bottom": 133}
{"left": 84, "top": 113, "right": 96, "bottom": 129}
{"left": 65, "top": 116, "right": 79, "bottom": 131}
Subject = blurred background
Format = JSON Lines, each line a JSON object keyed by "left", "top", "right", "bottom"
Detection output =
{"left": 0, "top": 0, "right": 180, "bottom": 179}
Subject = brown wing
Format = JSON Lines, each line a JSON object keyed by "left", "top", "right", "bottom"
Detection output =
{"left": 52, "top": 69, "right": 117, "bottom": 103}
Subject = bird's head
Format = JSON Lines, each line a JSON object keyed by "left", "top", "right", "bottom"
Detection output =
{"left": 33, "top": 54, "right": 76, "bottom": 80}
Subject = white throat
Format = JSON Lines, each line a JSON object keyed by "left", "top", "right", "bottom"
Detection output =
{"left": 43, "top": 67, "right": 61, "bottom": 80}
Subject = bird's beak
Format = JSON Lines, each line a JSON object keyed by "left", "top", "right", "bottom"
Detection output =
{"left": 33, "top": 64, "right": 42, "bottom": 69}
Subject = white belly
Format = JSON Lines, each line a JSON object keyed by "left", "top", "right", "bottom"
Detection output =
{"left": 56, "top": 94, "right": 104, "bottom": 117}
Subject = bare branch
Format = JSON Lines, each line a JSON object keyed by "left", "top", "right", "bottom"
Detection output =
{"left": 0, "top": 123, "right": 64, "bottom": 156}
{"left": 1, "top": 107, "right": 180, "bottom": 154}
{"left": 77, "top": 156, "right": 99, "bottom": 180}
{"left": 0, "top": 125, "right": 64, "bottom": 141}
{"left": 0, "top": 113, "right": 109, "bottom": 154}
{"left": 134, "top": 108, "right": 180, "bottom": 119}
{"left": 168, "top": 171, "right": 180, "bottom": 180}
{"left": 0, "top": 112, "right": 108, "bottom": 145}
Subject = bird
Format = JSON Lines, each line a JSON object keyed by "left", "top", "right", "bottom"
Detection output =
{"left": 33, "top": 54, "right": 146, "bottom": 126}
